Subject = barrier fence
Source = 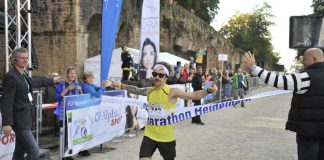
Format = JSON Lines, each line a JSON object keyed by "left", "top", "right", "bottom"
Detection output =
{"left": 0, "top": 76, "right": 265, "bottom": 159}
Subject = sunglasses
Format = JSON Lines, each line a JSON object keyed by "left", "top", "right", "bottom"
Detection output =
{"left": 152, "top": 72, "right": 166, "bottom": 78}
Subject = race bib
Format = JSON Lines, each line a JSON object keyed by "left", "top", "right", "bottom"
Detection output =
{"left": 147, "top": 103, "right": 165, "bottom": 118}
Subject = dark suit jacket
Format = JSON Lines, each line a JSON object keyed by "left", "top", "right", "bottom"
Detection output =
{"left": 1, "top": 67, "right": 54, "bottom": 130}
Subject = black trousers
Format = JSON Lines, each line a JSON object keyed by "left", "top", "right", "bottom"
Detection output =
{"left": 192, "top": 100, "right": 201, "bottom": 123}
{"left": 122, "top": 70, "right": 130, "bottom": 81}
{"left": 297, "top": 133, "right": 324, "bottom": 160}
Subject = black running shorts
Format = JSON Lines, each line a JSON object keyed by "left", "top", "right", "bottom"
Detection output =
{"left": 139, "top": 136, "right": 176, "bottom": 160}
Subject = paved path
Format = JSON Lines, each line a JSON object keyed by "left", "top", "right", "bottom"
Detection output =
{"left": 51, "top": 87, "right": 297, "bottom": 160}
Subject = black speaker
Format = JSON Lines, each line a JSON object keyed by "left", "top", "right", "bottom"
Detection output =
{"left": 289, "top": 15, "right": 324, "bottom": 48}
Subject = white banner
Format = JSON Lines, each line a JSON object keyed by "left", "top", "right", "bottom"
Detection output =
{"left": 218, "top": 54, "right": 228, "bottom": 61}
{"left": 0, "top": 115, "right": 15, "bottom": 160}
{"left": 139, "top": 0, "right": 160, "bottom": 79}
{"left": 65, "top": 95, "right": 149, "bottom": 156}
{"left": 147, "top": 90, "right": 292, "bottom": 125}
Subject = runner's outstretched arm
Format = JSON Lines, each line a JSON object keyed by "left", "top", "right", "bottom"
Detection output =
{"left": 170, "top": 86, "right": 217, "bottom": 101}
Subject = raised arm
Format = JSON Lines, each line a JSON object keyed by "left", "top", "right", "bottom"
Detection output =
{"left": 109, "top": 79, "right": 148, "bottom": 96}
{"left": 243, "top": 51, "right": 310, "bottom": 94}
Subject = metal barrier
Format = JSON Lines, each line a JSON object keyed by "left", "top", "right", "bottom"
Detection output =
{"left": 32, "top": 90, "right": 43, "bottom": 144}
{"left": 247, "top": 77, "right": 265, "bottom": 91}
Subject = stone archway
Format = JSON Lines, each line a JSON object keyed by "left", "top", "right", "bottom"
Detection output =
{"left": 86, "top": 14, "right": 102, "bottom": 58}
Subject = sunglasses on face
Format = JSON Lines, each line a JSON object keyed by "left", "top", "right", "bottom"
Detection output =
{"left": 152, "top": 72, "right": 166, "bottom": 78}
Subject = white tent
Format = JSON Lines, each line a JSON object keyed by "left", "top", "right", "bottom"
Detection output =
{"left": 84, "top": 47, "right": 190, "bottom": 86}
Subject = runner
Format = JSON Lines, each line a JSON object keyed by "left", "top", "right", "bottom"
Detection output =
{"left": 110, "top": 62, "right": 217, "bottom": 160}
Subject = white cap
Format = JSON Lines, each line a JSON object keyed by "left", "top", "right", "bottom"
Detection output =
{"left": 153, "top": 64, "right": 169, "bottom": 76}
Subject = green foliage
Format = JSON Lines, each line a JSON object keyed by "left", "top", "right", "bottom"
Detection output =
{"left": 176, "top": 0, "right": 220, "bottom": 23}
{"left": 290, "top": 56, "right": 304, "bottom": 72}
{"left": 312, "top": 0, "right": 324, "bottom": 14}
{"left": 219, "top": 2, "right": 279, "bottom": 65}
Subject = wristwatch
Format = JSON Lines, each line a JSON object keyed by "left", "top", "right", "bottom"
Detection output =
{"left": 206, "top": 88, "right": 212, "bottom": 94}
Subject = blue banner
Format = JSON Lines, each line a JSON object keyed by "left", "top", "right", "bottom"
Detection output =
{"left": 101, "top": 0, "right": 124, "bottom": 82}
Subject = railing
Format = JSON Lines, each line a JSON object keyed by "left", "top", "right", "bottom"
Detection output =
{"left": 247, "top": 76, "right": 266, "bottom": 91}
{"left": 32, "top": 90, "right": 43, "bottom": 144}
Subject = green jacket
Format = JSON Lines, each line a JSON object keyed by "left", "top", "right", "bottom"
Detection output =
{"left": 232, "top": 73, "right": 248, "bottom": 89}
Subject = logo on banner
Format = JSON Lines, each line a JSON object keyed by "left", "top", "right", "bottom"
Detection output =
{"left": 95, "top": 109, "right": 123, "bottom": 126}
{"left": 0, "top": 134, "right": 15, "bottom": 146}
{"left": 72, "top": 118, "right": 93, "bottom": 145}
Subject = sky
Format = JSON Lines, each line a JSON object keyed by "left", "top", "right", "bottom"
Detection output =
{"left": 211, "top": 0, "right": 314, "bottom": 70}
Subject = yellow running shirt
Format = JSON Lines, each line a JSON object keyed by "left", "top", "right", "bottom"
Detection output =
{"left": 144, "top": 85, "right": 176, "bottom": 142}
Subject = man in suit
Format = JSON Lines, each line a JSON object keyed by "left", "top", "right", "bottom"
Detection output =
{"left": 1, "top": 47, "right": 62, "bottom": 160}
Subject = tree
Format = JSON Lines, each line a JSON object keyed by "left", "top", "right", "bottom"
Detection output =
{"left": 312, "top": 0, "right": 324, "bottom": 14}
{"left": 176, "top": 0, "right": 220, "bottom": 23}
{"left": 219, "top": 2, "right": 279, "bottom": 65}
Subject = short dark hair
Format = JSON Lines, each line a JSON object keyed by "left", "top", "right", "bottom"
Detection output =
{"left": 122, "top": 45, "right": 127, "bottom": 51}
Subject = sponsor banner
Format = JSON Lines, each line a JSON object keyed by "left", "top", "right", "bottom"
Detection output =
{"left": 101, "top": 0, "right": 124, "bottom": 82}
{"left": 138, "top": 0, "right": 160, "bottom": 79}
{"left": 64, "top": 92, "right": 148, "bottom": 156}
{"left": 0, "top": 115, "right": 15, "bottom": 160}
{"left": 65, "top": 95, "right": 127, "bottom": 156}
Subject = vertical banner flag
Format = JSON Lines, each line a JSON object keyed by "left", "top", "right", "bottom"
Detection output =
{"left": 138, "top": 0, "right": 160, "bottom": 80}
{"left": 101, "top": 0, "right": 124, "bottom": 82}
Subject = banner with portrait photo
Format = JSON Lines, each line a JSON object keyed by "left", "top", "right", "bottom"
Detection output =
{"left": 138, "top": 0, "right": 160, "bottom": 80}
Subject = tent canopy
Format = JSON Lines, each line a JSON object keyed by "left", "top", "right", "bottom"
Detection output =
{"left": 84, "top": 47, "right": 190, "bottom": 86}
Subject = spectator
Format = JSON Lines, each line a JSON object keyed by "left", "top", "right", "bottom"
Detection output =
{"left": 221, "top": 70, "right": 232, "bottom": 100}
{"left": 232, "top": 68, "right": 247, "bottom": 107}
{"left": 189, "top": 56, "right": 196, "bottom": 69}
{"left": 187, "top": 67, "right": 195, "bottom": 81}
{"left": 183, "top": 63, "right": 189, "bottom": 80}
{"left": 191, "top": 66, "right": 205, "bottom": 125}
{"left": 202, "top": 69, "right": 211, "bottom": 82}
{"left": 81, "top": 71, "right": 110, "bottom": 98}
{"left": 174, "top": 61, "right": 181, "bottom": 77}
{"left": 243, "top": 49, "right": 324, "bottom": 160}
{"left": 121, "top": 45, "right": 133, "bottom": 81}
{"left": 54, "top": 67, "right": 89, "bottom": 159}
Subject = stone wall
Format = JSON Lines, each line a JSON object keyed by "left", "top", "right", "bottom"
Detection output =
{"left": 0, "top": 0, "right": 242, "bottom": 79}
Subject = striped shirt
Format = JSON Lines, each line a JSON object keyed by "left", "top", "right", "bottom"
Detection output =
{"left": 252, "top": 65, "right": 310, "bottom": 94}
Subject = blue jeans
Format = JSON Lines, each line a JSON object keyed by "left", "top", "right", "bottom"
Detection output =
{"left": 13, "top": 129, "right": 39, "bottom": 160}
{"left": 297, "top": 133, "right": 324, "bottom": 160}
